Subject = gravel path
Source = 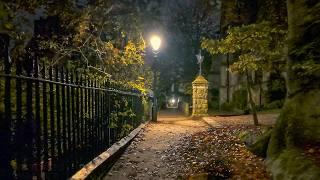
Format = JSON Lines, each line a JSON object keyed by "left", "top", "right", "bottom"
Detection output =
{"left": 104, "top": 112, "right": 277, "bottom": 180}
{"left": 104, "top": 111, "right": 208, "bottom": 180}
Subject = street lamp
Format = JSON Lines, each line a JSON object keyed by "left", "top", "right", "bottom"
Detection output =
{"left": 150, "top": 35, "right": 162, "bottom": 52}
{"left": 150, "top": 35, "right": 162, "bottom": 122}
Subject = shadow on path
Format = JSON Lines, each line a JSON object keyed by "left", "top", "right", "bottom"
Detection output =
{"left": 103, "top": 111, "right": 276, "bottom": 180}
{"left": 104, "top": 109, "right": 208, "bottom": 180}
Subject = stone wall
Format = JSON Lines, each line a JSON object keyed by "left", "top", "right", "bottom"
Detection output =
{"left": 219, "top": 66, "right": 273, "bottom": 109}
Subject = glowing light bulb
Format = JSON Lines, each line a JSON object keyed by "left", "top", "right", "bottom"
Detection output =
{"left": 150, "top": 35, "right": 161, "bottom": 51}
{"left": 171, "top": 98, "right": 175, "bottom": 103}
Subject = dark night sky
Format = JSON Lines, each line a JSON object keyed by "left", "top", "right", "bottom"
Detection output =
{"left": 142, "top": 0, "right": 221, "bottom": 95}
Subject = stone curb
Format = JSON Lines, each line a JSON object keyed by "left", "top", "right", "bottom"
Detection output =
{"left": 201, "top": 117, "right": 223, "bottom": 128}
{"left": 70, "top": 122, "right": 149, "bottom": 180}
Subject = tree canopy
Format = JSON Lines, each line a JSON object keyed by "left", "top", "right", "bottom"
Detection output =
{"left": 0, "top": 0, "right": 155, "bottom": 92}
{"left": 202, "top": 21, "right": 286, "bottom": 74}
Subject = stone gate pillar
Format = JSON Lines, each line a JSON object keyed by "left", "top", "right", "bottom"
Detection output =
{"left": 192, "top": 75, "right": 208, "bottom": 117}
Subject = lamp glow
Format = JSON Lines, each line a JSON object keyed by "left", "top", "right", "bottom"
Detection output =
{"left": 171, "top": 98, "right": 176, "bottom": 103}
{"left": 150, "top": 35, "right": 161, "bottom": 51}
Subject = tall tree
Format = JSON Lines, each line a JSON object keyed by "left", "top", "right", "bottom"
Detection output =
{"left": 0, "top": 0, "right": 153, "bottom": 90}
{"left": 202, "top": 21, "right": 286, "bottom": 125}
{"left": 253, "top": 0, "right": 320, "bottom": 178}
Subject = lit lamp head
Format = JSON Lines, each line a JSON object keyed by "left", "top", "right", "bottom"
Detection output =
{"left": 170, "top": 98, "right": 176, "bottom": 104}
{"left": 150, "top": 35, "right": 162, "bottom": 52}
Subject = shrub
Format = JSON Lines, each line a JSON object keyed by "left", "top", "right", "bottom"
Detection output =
{"left": 232, "top": 88, "right": 248, "bottom": 110}
{"left": 264, "top": 100, "right": 284, "bottom": 109}
{"left": 209, "top": 88, "right": 220, "bottom": 110}
{"left": 220, "top": 102, "right": 235, "bottom": 112}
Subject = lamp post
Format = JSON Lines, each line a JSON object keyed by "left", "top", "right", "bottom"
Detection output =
{"left": 196, "top": 50, "right": 204, "bottom": 76}
{"left": 150, "top": 35, "right": 161, "bottom": 122}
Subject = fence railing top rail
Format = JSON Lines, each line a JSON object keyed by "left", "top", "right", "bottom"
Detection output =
{"left": 0, "top": 73, "right": 147, "bottom": 97}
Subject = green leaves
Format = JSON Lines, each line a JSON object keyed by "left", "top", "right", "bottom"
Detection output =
{"left": 201, "top": 21, "right": 287, "bottom": 73}
{"left": 230, "top": 54, "right": 259, "bottom": 73}
{"left": 1, "top": 0, "right": 151, "bottom": 92}
{"left": 3, "top": 22, "right": 13, "bottom": 30}
{"left": 0, "top": 2, "right": 12, "bottom": 31}
{"left": 0, "top": 2, "right": 9, "bottom": 19}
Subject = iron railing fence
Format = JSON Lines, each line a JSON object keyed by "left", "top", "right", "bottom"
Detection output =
{"left": 0, "top": 35, "right": 152, "bottom": 179}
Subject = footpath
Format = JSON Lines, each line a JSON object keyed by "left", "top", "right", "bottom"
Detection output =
{"left": 104, "top": 111, "right": 277, "bottom": 180}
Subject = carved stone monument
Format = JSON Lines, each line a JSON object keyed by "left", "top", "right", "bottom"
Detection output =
{"left": 192, "top": 75, "right": 208, "bottom": 117}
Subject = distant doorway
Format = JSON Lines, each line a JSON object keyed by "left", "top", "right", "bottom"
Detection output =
{"left": 166, "top": 96, "right": 179, "bottom": 109}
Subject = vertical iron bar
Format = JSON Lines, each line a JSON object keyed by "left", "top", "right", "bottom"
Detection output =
{"left": 66, "top": 70, "right": 71, "bottom": 152}
{"left": 105, "top": 81, "right": 109, "bottom": 148}
{"left": 102, "top": 81, "right": 106, "bottom": 149}
{"left": 61, "top": 68, "right": 67, "bottom": 155}
{"left": 88, "top": 79, "right": 92, "bottom": 157}
{"left": 87, "top": 78, "right": 91, "bottom": 157}
{"left": 71, "top": 73, "right": 76, "bottom": 170}
{"left": 80, "top": 75, "right": 84, "bottom": 152}
{"left": 105, "top": 81, "right": 108, "bottom": 147}
{"left": 15, "top": 60, "right": 23, "bottom": 178}
{"left": 75, "top": 71, "right": 80, "bottom": 168}
{"left": 108, "top": 82, "right": 111, "bottom": 146}
{"left": 42, "top": 63, "right": 48, "bottom": 179}
{"left": 25, "top": 58, "right": 34, "bottom": 179}
{"left": 55, "top": 68, "right": 62, "bottom": 159}
{"left": 34, "top": 58, "right": 42, "bottom": 179}
{"left": 109, "top": 83, "right": 113, "bottom": 145}
{"left": 84, "top": 77, "right": 88, "bottom": 152}
{"left": 97, "top": 81, "right": 101, "bottom": 152}
{"left": 49, "top": 66, "right": 56, "bottom": 176}
{"left": 66, "top": 70, "right": 72, "bottom": 173}
{"left": 75, "top": 72, "right": 80, "bottom": 153}
{"left": 114, "top": 84, "right": 118, "bottom": 143}
{"left": 94, "top": 80, "right": 98, "bottom": 154}
{"left": 100, "top": 82, "right": 103, "bottom": 151}
{"left": 90, "top": 80, "right": 94, "bottom": 157}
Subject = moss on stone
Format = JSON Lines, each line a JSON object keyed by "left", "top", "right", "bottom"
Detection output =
{"left": 267, "top": 149, "right": 320, "bottom": 180}
{"left": 264, "top": 89, "right": 320, "bottom": 179}
{"left": 248, "top": 128, "right": 272, "bottom": 158}
{"left": 268, "top": 89, "right": 320, "bottom": 159}
{"left": 260, "top": 1, "right": 320, "bottom": 179}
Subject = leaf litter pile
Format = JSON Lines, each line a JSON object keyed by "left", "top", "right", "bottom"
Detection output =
{"left": 163, "top": 125, "right": 271, "bottom": 179}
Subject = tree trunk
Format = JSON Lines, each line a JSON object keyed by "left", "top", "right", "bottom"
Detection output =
{"left": 246, "top": 70, "right": 259, "bottom": 125}
{"left": 258, "top": 71, "right": 263, "bottom": 109}
{"left": 263, "top": 0, "right": 320, "bottom": 178}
